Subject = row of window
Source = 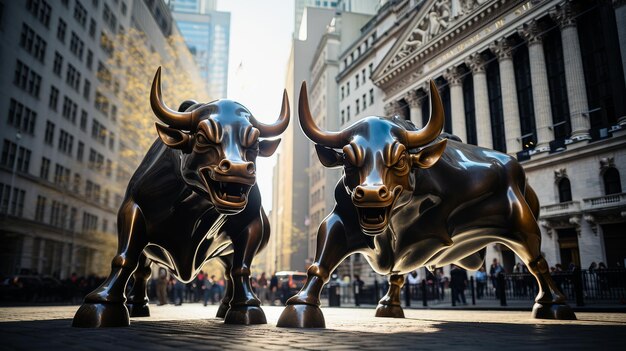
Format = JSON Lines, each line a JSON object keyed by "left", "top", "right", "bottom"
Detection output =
{"left": 20, "top": 22, "right": 46, "bottom": 62}
{"left": 0, "top": 140, "right": 32, "bottom": 173}
{"left": 557, "top": 168, "right": 623, "bottom": 203}
{"left": 342, "top": 33, "right": 376, "bottom": 71}
{"left": 340, "top": 63, "right": 374, "bottom": 100}
{"left": 340, "top": 89, "right": 374, "bottom": 125}
{"left": 0, "top": 183, "right": 26, "bottom": 218}
{"left": 7, "top": 99, "right": 37, "bottom": 135}
{"left": 26, "top": 0, "right": 51, "bottom": 28}
{"left": 13, "top": 60, "right": 42, "bottom": 98}
{"left": 34, "top": 194, "right": 109, "bottom": 234}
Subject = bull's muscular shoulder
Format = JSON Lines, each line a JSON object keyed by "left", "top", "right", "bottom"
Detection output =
{"left": 421, "top": 139, "right": 523, "bottom": 197}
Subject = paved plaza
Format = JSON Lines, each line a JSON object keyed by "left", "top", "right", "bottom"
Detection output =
{"left": 1, "top": 305, "right": 625, "bottom": 350}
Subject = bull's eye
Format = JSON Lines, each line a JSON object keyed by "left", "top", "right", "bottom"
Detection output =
{"left": 196, "top": 133, "right": 211, "bottom": 146}
{"left": 394, "top": 154, "right": 409, "bottom": 173}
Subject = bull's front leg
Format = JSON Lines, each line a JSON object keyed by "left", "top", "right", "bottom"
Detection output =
{"left": 126, "top": 253, "right": 152, "bottom": 317}
{"left": 72, "top": 201, "right": 148, "bottom": 327}
{"left": 375, "top": 274, "right": 405, "bottom": 318}
{"left": 224, "top": 217, "right": 266, "bottom": 324}
{"left": 216, "top": 254, "right": 234, "bottom": 319}
{"left": 277, "top": 213, "right": 351, "bottom": 328}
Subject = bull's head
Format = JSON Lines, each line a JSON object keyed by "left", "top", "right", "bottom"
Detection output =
{"left": 299, "top": 80, "right": 446, "bottom": 235}
{"left": 151, "top": 67, "right": 289, "bottom": 214}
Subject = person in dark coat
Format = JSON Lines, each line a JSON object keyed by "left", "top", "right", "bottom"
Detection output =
{"left": 450, "top": 264, "right": 468, "bottom": 305}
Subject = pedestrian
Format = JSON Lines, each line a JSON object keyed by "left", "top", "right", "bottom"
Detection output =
{"left": 475, "top": 266, "right": 487, "bottom": 299}
{"left": 353, "top": 274, "right": 364, "bottom": 306}
{"left": 437, "top": 269, "right": 447, "bottom": 300}
{"left": 269, "top": 272, "right": 278, "bottom": 306}
{"left": 156, "top": 267, "right": 168, "bottom": 305}
{"left": 407, "top": 270, "right": 420, "bottom": 298}
{"left": 450, "top": 264, "right": 468, "bottom": 305}
{"left": 257, "top": 272, "right": 268, "bottom": 304}
{"left": 489, "top": 258, "right": 504, "bottom": 297}
{"left": 174, "top": 279, "right": 185, "bottom": 306}
{"left": 202, "top": 274, "right": 214, "bottom": 306}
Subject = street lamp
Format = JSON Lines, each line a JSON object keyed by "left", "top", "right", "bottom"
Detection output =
{"left": 5, "top": 131, "right": 22, "bottom": 218}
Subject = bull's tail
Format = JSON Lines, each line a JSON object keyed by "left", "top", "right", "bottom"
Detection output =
{"left": 525, "top": 184, "right": 540, "bottom": 220}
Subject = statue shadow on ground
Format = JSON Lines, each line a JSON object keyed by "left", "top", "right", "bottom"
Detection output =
{"left": 1, "top": 316, "right": 624, "bottom": 350}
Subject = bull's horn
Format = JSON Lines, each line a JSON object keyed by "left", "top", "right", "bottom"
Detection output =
{"left": 150, "top": 67, "right": 196, "bottom": 130}
{"left": 299, "top": 81, "right": 347, "bottom": 148}
{"left": 406, "top": 80, "right": 444, "bottom": 148}
{"left": 249, "top": 89, "right": 291, "bottom": 138}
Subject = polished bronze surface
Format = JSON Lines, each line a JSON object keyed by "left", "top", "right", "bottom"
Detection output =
{"left": 72, "top": 67, "right": 289, "bottom": 328}
{"left": 277, "top": 80, "right": 576, "bottom": 328}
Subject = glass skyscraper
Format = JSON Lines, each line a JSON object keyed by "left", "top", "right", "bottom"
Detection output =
{"left": 169, "top": 0, "right": 230, "bottom": 99}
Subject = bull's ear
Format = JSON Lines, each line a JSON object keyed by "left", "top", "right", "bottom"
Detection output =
{"left": 155, "top": 123, "right": 191, "bottom": 150}
{"left": 315, "top": 144, "right": 342, "bottom": 168}
{"left": 410, "top": 139, "right": 447, "bottom": 169}
{"left": 259, "top": 139, "right": 281, "bottom": 157}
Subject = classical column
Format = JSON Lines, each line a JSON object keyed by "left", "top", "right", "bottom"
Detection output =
{"left": 466, "top": 53, "right": 492, "bottom": 148}
{"left": 521, "top": 20, "right": 554, "bottom": 150}
{"left": 614, "top": 0, "right": 626, "bottom": 86}
{"left": 443, "top": 66, "right": 467, "bottom": 141}
{"left": 405, "top": 90, "right": 424, "bottom": 128}
{"left": 491, "top": 37, "right": 522, "bottom": 154}
{"left": 551, "top": 1, "right": 591, "bottom": 141}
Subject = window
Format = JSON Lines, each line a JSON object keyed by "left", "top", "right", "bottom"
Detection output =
{"left": 35, "top": 195, "right": 46, "bottom": 222}
{"left": 86, "top": 49, "right": 93, "bottom": 70}
{"left": 88, "top": 148, "right": 104, "bottom": 170}
{"left": 89, "top": 18, "right": 96, "bottom": 38}
{"left": 603, "top": 168, "right": 622, "bottom": 195}
{"left": 355, "top": 74, "right": 360, "bottom": 88}
{"left": 77, "top": 141, "right": 84, "bottom": 162}
{"left": 91, "top": 119, "right": 107, "bottom": 144}
{"left": 83, "top": 79, "right": 91, "bottom": 101}
{"left": 341, "top": 110, "right": 345, "bottom": 125}
{"left": 356, "top": 99, "right": 360, "bottom": 114}
{"left": 26, "top": 0, "right": 51, "bottom": 27}
{"left": 487, "top": 61, "right": 506, "bottom": 153}
{"left": 73, "top": 173, "right": 81, "bottom": 193}
{"left": 74, "top": 1, "right": 87, "bottom": 27}
{"left": 57, "top": 19, "right": 67, "bottom": 43}
{"left": 544, "top": 28, "right": 570, "bottom": 141}
{"left": 0, "top": 183, "right": 26, "bottom": 217}
{"left": 19, "top": 23, "right": 46, "bottom": 62}
{"left": 110, "top": 105, "right": 117, "bottom": 121}
{"left": 108, "top": 132, "right": 115, "bottom": 150}
{"left": 369, "top": 63, "right": 374, "bottom": 75}
{"left": 558, "top": 178, "right": 572, "bottom": 203}
{"left": 347, "top": 106, "right": 351, "bottom": 121}
{"left": 82, "top": 212, "right": 98, "bottom": 232}
{"left": 54, "top": 163, "right": 70, "bottom": 187}
{"left": 121, "top": 2, "right": 127, "bottom": 15}
{"left": 69, "top": 32, "right": 84, "bottom": 60}
{"left": 346, "top": 82, "right": 350, "bottom": 96}
{"left": 362, "top": 94, "right": 367, "bottom": 110}
{"left": 1, "top": 140, "right": 31, "bottom": 173}
{"left": 66, "top": 64, "right": 81, "bottom": 91}
{"left": 362, "top": 69, "right": 366, "bottom": 84}
{"left": 13, "top": 60, "right": 42, "bottom": 98}
{"left": 62, "top": 96, "right": 78, "bottom": 123}
{"left": 100, "top": 31, "right": 114, "bottom": 57}
{"left": 58, "top": 129, "right": 74, "bottom": 155}
{"left": 341, "top": 86, "right": 344, "bottom": 100}
{"left": 97, "top": 61, "right": 111, "bottom": 87}
{"left": 80, "top": 110, "right": 88, "bottom": 131}
{"left": 95, "top": 91, "right": 109, "bottom": 116}
{"left": 53, "top": 52, "right": 63, "bottom": 76}
{"left": 103, "top": 4, "right": 117, "bottom": 32}
{"left": 463, "top": 73, "right": 477, "bottom": 145}
{"left": 49, "top": 201, "right": 68, "bottom": 228}
{"left": 369, "top": 89, "right": 374, "bottom": 105}
{"left": 40, "top": 157, "right": 50, "bottom": 180}
{"left": 106, "top": 159, "right": 112, "bottom": 177}
{"left": 8, "top": 98, "right": 37, "bottom": 135}
{"left": 513, "top": 44, "right": 537, "bottom": 151}
{"left": 49, "top": 86, "right": 59, "bottom": 111}
{"left": 44, "top": 121, "right": 55, "bottom": 145}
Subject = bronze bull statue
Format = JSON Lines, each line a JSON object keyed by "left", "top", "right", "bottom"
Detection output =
{"left": 73, "top": 67, "right": 289, "bottom": 327}
{"left": 277, "top": 80, "right": 575, "bottom": 328}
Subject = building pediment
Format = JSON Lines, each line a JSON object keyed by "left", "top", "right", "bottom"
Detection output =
{"left": 372, "top": 0, "right": 527, "bottom": 95}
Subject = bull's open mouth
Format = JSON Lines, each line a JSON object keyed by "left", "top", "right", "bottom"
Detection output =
{"left": 355, "top": 206, "right": 391, "bottom": 235}
{"left": 200, "top": 168, "right": 254, "bottom": 212}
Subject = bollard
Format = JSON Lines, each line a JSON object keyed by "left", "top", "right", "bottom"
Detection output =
{"left": 573, "top": 267, "right": 585, "bottom": 307}
{"left": 421, "top": 279, "right": 428, "bottom": 307}
{"left": 404, "top": 281, "right": 411, "bottom": 307}
{"left": 497, "top": 272, "right": 507, "bottom": 306}
{"left": 470, "top": 276, "right": 476, "bottom": 305}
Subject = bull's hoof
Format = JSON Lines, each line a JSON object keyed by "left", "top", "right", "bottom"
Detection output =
{"left": 532, "top": 302, "right": 576, "bottom": 320}
{"left": 216, "top": 302, "right": 229, "bottom": 319}
{"left": 224, "top": 305, "right": 266, "bottom": 325}
{"left": 72, "top": 303, "right": 130, "bottom": 328}
{"left": 276, "top": 304, "right": 325, "bottom": 328}
{"left": 375, "top": 304, "right": 405, "bottom": 318}
{"left": 127, "top": 302, "right": 150, "bottom": 317}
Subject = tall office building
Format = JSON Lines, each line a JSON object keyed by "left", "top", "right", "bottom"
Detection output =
{"left": 169, "top": 0, "right": 230, "bottom": 98}
{"left": 0, "top": 0, "right": 205, "bottom": 278}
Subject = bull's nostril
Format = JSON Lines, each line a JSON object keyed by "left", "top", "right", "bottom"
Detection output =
{"left": 379, "top": 187, "right": 388, "bottom": 198}
{"left": 219, "top": 160, "right": 231, "bottom": 171}
{"left": 354, "top": 188, "right": 365, "bottom": 199}
{"left": 247, "top": 163, "right": 255, "bottom": 174}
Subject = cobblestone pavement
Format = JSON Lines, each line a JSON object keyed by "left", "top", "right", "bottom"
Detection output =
{"left": 1, "top": 305, "right": 625, "bottom": 350}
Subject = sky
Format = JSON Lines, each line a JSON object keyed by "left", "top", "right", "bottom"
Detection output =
{"left": 217, "top": 0, "right": 295, "bottom": 210}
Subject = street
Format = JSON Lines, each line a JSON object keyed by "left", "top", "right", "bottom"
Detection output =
{"left": 1, "top": 305, "right": 625, "bottom": 350}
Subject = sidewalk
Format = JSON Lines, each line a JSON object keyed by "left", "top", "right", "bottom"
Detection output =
{"left": 1, "top": 305, "right": 625, "bottom": 350}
